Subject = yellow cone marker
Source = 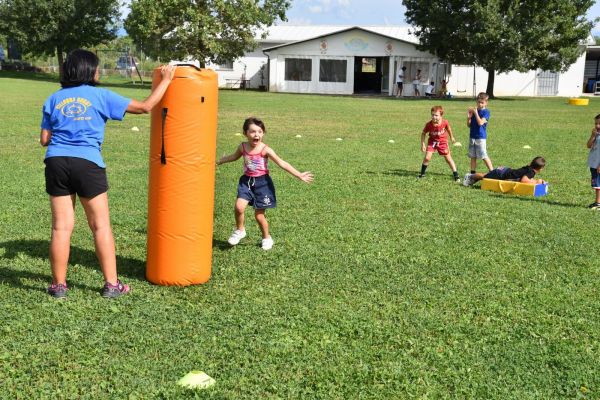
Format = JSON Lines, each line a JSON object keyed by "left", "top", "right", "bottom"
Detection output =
{"left": 177, "top": 371, "right": 216, "bottom": 389}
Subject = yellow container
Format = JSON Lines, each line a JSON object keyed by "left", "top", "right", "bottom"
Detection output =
{"left": 481, "top": 179, "right": 548, "bottom": 197}
{"left": 568, "top": 98, "right": 589, "bottom": 106}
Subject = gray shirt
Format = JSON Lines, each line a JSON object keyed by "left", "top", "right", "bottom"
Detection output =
{"left": 589, "top": 132, "right": 600, "bottom": 168}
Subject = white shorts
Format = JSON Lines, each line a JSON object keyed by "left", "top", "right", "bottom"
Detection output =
{"left": 468, "top": 138, "right": 489, "bottom": 159}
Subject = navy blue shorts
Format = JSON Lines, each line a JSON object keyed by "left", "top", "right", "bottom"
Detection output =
{"left": 44, "top": 156, "right": 108, "bottom": 198}
{"left": 591, "top": 168, "right": 600, "bottom": 189}
{"left": 484, "top": 166, "right": 508, "bottom": 180}
{"left": 237, "top": 175, "right": 276, "bottom": 209}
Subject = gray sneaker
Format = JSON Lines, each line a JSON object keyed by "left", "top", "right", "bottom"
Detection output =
{"left": 101, "top": 280, "right": 130, "bottom": 298}
{"left": 47, "top": 283, "right": 68, "bottom": 299}
{"left": 462, "top": 173, "right": 473, "bottom": 187}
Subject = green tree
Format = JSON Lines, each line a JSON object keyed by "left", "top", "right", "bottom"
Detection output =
{"left": 124, "top": 0, "right": 290, "bottom": 66}
{"left": 403, "top": 0, "right": 594, "bottom": 97}
{"left": 0, "top": 0, "right": 120, "bottom": 70}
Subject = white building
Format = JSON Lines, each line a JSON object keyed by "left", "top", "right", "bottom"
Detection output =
{"left": 210, "top": 25, "right": 593, "bottom": 98}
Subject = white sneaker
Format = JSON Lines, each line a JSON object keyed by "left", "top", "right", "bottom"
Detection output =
{"left": 227, "top": 229, "right": 246, "bottom": 245}
{"left": 462, "top": 173, "right": 473, "bottom": 187}
{"left": 261, "top": 236, "right": 274, "bottom": 250}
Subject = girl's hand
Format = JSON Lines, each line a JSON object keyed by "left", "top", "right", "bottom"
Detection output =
{"left": 451, "top": 137, "right": 456, "bottom": 144}
{"left": 299, "top": 172, "right": 314, "bottom": 183}
{"left": 596, "top": 166, "right": 600, "bottom": 174}
{"left": 421, "top": 143, "right": 426, "bottom": 152}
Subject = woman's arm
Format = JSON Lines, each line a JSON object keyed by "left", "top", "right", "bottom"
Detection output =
{"left": 126, "top": 65, "right": 176, "bottom": 114}
{"left": 265, "top": 147, "right": 313, "bottom": 183}
{"left": 40, "top": 129, "right": 51, "bottom": 146}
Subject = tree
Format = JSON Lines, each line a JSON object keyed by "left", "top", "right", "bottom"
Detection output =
{"left": 124, "top": 0, "right": 290, "bottom": 66}
{"left": 403, "top": 0, "right": 595, "bottom": 97}
{"left": 0, "top": 0, "right": 120, "bottom": 71}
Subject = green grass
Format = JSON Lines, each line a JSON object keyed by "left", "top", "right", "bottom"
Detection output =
{"left": 1, "top": 71, "right": 599, "bottom": 399}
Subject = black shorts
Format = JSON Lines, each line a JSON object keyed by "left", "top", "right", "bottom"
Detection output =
{"left": 237, "top": 175, "right": 276, "bottom": 209}
{"left": 396, "top": 82, "right": 403, "bottom": 89}
{"left": 44, "top": 156, "right": 108, "bottom": 198}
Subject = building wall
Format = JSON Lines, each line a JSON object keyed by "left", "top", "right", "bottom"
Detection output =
{"left": 266, "top": 29, "right": 436, "bottom": 94}
{"left": 447, "top": 52, "right": 587, "bottom": 97}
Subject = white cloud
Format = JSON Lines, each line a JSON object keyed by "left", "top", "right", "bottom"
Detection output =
{"left": 338, "top": 0, "right": 350, "bottom": 5}
{"left": 309, "top": 5, "right": 323, "bottom": 13}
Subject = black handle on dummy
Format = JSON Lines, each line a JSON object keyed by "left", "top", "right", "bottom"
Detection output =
{"left": 161, "top": 108, "right": 168, "bottom": 164}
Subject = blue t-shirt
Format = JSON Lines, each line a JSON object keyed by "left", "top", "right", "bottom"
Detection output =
{"left": 469, "top": 108, "right": 490, "bottom": 139}
{"left": 41, "top": 85, "right": 131, "bottom": 168}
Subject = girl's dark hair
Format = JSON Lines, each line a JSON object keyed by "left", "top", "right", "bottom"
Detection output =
{"left": 530, "top": 156, "right": 546, "bottom": 170}
{"left": 243, "top": 117, "right": 266, "bottom": 133}
{"left": 595, "top": 113, "right": 600, "bottom": 120}
{"left": 60, "top": 49, "right": 99, "bottom": 88}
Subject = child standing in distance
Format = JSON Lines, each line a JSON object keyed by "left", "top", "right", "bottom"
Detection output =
{"left": 413, "top": 69, "right": 422, "bottom": 96}
{"left": 217, "top": 117, "right": 314, "bottom": 250}
{"left": 395, "top": 65, "right": 406, "bottom": 97}
{"left": 463, "top": 157, "right": 545, "bottom": 186}
{"left": 586, "top": 114, "right": 600, "bottom": 209}
{"left": 418, "top": 105, "right": 460, "bottom": 181}
{"left": 40, "top": 49, "right": 176, "bottom": 298}
{"left": 467, "top": 92, "right": 493, "bottom": 174}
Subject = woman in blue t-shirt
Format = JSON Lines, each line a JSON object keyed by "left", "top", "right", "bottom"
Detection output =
{"left": 40, "top": 49, "right": 175, "bottom": 299}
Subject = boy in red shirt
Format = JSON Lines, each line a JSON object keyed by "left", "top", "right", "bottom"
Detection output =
{"left": 418, "top": 105, "right": 460, "bottom": 181}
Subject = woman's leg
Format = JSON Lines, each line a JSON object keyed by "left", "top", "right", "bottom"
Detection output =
{"left": 79, "top": 193, "right": 117, "bottom": 285}
{"left": 254, "top": 209, "right": 269, "bottom": 239}
{"left": 49, "top": 194, "right": 76, "bottom": 284}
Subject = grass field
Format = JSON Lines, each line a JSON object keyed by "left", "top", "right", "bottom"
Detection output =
{"left": 1, "top": 71, "right": 599, "bottom": 399}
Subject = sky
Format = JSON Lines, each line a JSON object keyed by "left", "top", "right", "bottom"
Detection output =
{"left": 281, "top": 0, "right": 600, "bottom": 35}
{"left": 120, "top": 1, "right": 600, "bottom": 35}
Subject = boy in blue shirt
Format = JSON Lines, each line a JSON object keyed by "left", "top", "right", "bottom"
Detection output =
{"left": 467, "top": 92, "right": 493, "bottom": 174}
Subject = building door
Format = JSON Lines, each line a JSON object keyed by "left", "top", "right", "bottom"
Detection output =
{"left": 537, "top": 70, "right": 559, "bottom": 96}
{"left": 381, "top": 57, "right": 390, "bottom": 93}
{"left": 354, "top": 57, "right": 383, "bottom": 93}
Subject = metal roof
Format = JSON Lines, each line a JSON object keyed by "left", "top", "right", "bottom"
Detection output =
{"left": 257, "top": 25, "right": 417, "bottom": 44}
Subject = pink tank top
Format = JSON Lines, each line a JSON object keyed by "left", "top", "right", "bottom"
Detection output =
{"left": 242, "top": 143, "right": 269, "bottom": 177}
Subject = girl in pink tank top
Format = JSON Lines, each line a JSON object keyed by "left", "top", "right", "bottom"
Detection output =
{"left": 216, "top": 117, "right": 314, "bottom": 250}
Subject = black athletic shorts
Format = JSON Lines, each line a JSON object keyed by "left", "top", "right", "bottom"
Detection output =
{"left": 44, "top": 156, "right": 108, "bottom": 198}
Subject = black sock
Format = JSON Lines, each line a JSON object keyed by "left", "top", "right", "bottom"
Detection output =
{"left": 420, "top": 164, "right": 428, "bottom": 175}
{"left": 470, "top": 170, "right": 476, "bottom": 174}
{"left": 453, "top": 171, "right": 459, "bottom": 178}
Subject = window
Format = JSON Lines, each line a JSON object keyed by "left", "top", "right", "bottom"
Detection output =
{"left": 361, "top": 58, "right": 376, "bottom": 73}
{"left": 285, "top": 58, "right": 312, "bottom": 81}
{"left": 216, "top": 60, "right": 233, "bottom": 70}
{"left": 319, "top": 59, "right": 347, "bottom": 82}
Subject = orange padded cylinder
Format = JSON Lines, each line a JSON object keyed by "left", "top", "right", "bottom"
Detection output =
{"left": 146, "top": 65, "right": 218, "bottom": 285}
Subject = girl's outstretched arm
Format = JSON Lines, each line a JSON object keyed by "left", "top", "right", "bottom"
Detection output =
{"left": 587, "top": 129, "right": 597, "bottom": 149}
{"left": 216, "top": 145, "right": 243, "bottom": 165}
{"left": 126, "top": 65, "right": 176, "bottom": 114}
{"left": 265, "top": 147, "right": 314, "bottom": 183}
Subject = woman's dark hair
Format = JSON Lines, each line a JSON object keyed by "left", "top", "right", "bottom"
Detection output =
{"left": 243, "top": 117, "right": 266, "bottom": 133}
{"left": 60, "top": 49, "right": 99, "bottom": 88}
{"left": 530, "top": 156, "right": 546, "bottom": 170}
